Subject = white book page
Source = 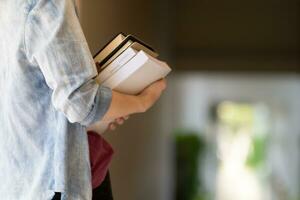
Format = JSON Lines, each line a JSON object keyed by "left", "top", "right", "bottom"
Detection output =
{"left": 115, "top": 54, "right": 171, "bottom": 94}
{"left": 101, "top": 51, "right": 149, "bottom": 89}
{"left": 96, "top": 47, "right": 137, "bottom": 84}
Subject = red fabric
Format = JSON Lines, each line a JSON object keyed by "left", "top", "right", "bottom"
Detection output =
{"left": 87, "top": 131, "right": 114, "bottom": 189}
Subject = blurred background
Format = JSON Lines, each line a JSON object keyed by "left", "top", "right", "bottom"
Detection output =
{"left": 77, "top": 0, "right": 300, "bottom": 200}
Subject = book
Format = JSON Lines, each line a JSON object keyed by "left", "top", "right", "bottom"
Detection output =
{"left": 88, "top": 33, "right": 171, "bottom": 134}
{"left": 94, "top": 33, "right": 158, "bottom": 72}
{"left": 98, "top": 50, "right": 171, "bottom": 95}
{"left": 96, "top": 47, "right": 138, "bottom": 84}
{"left": 93, "top": 33, "right": 126, "bottom": 67}
{"left": 98, "top": 41, "right": 159, "bottom": 74}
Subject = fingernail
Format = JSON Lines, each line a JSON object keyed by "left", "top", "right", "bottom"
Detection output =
{"left": 110, "top": 124, "right": 116, "bottom": 130}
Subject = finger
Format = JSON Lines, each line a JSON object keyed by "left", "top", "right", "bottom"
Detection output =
{"left": 109, "top": 123, "right": 116, "bottom": 131}
{"left": 106, "top": 123, "right": 113, "bottom": 131}
{"left": 160, "top": 79, "right": 167, "bottom": 90}
{"left": 115, "top": 118, "right": 124, "bottom": 125}
{"left": 158, "top": 78, "right": 166, "bottom": 84}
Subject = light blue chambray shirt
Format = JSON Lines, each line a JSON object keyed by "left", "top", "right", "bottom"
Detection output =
{"left": 0, "top": 0, "right": 112, "bottom": 199}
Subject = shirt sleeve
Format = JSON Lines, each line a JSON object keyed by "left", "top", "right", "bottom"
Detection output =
{"left": 24, "top": 0, "right": 112, "bottom": 126}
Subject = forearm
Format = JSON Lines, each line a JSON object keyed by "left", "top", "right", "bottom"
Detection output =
{"left": 101, "top": 90, "right": 144, "bottom": 121}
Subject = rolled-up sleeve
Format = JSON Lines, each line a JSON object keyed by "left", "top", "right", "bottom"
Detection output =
{"left": 24, "top": 0, "right": 112, "bottom": 126}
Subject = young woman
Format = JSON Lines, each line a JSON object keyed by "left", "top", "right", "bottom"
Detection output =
{"left": 0, "top": 0, "right": 166, "bottom": 199}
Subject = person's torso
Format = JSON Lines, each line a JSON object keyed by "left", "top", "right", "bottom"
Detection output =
{"left": 0, "top": 1, "right": 92, "bottom": 199}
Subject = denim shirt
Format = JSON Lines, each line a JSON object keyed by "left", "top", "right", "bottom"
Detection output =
{"left": 0, "top": 0, "right": 112, "bottom": 199}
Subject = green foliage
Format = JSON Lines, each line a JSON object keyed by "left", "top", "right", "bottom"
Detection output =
{"left": 246, "top": 135, "right": 268, "bottom": 169}
{"left": 175, "top": 131, "right": 205, "bottom": 200}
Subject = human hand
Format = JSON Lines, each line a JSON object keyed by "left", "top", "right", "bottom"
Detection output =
{"left": 107, "top": 116, "right": 130, "bottom": 131}
{"left": 138, "top": 78, "right": 167, "bottom": 113}
{"left": 100, "top": 78, "right": 167, "bottom": 124}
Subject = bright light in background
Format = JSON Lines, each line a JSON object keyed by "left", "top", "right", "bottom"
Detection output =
{"left": 170, "top": 74, "right": 300, "bottom": 200}
{"left": 215, "top": 102, "right": 270, "bottom": 200}
{"left": 171, "top": 74, "right": 300, "bottom": 200}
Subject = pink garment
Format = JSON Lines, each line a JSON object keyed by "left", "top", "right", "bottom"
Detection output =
{"left": 87, "top": 131, "right": 114, "bottom": 189}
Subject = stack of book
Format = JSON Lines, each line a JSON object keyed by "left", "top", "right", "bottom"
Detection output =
{"left": 89, "top": 33, "right": 171, "bottom": 134}
{"left": 94, "top": 33, "right": 171, "bottom": 95}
